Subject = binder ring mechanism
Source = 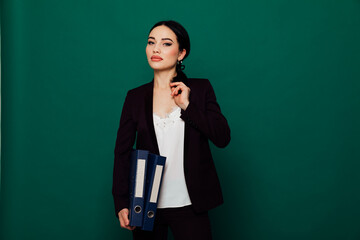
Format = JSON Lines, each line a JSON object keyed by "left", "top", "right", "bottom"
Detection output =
{"left": 147, "top": 211, "right": 155, "bottom": 218}
{"left": 134, "top": 205, "right": 142, "bottom": 214}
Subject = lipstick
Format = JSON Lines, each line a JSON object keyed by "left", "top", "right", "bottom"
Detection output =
{"left": 151, "top": 55, "right": 163, "bottom": 61}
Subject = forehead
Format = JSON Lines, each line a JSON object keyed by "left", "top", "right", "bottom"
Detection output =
{"left": 148, "top": 25, "right": 177, "bottom": 41}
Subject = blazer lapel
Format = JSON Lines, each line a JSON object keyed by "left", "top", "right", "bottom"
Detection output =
{"left": 144, "top": 80, "right": 160, "bottom": 155}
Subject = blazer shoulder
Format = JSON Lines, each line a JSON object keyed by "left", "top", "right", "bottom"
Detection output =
{"left": 188, "top": 78, "right": 210, "bottom": 85}
{"left": 187, "top": 78, "right": 213, "bottom": 91}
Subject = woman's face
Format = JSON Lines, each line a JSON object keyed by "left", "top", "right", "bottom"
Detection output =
{"left": 146, "top": 25, "right": 186, "bottom": 71}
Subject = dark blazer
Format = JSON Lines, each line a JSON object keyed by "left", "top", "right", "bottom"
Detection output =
{"left": 112, "top": 78, "right": 230, "bottom": 216}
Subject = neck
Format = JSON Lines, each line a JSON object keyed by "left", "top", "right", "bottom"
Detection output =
{"left": 153, "top": 68, "right": 176, "bottom": 89}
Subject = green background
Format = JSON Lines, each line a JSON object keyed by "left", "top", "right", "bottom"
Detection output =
{"left": 1, "top": 0, "right": 360, "bottom": 239}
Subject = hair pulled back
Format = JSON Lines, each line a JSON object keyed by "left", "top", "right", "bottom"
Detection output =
{"left": 149, "top": 20, "right": 190, "bottom": 83}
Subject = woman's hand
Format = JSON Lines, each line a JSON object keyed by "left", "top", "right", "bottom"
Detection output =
{"left": 170, "top": 81, "right": 190, "bottom": 110}
{"left": 118, "top": 208, "right": 136, "bottom": 231}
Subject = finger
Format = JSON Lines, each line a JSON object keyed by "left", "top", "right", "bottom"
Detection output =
{"left": 171, "top": 86, "right": 178, "bottom": 95}
{"left": 120, "top": 218, "right": 134, "bottom": 230}
{"left": 121, "top": 215, "right": 136, "bottom": 230}
{"left": 121, "top": 211, "right": 130, "bottom": 226}
{"left": 123, "top": 212, "right": 130, "bottom": 225}
{"left": 172, "top": 84, "right": 186, "bottom": 94}
{"left": 169, "top": 81, "right": 181, "bottom": 86}
{"left": 170, "top": 82, "right": 186, "bottom": 88}
{"left": 123, "top": 225, "right": 135, "bottom": 231}
{"left": 119, "top": 213, "right": 129, "bottom": 228}
{"left": 171, "top": 86, "right": 182, "bottom": 96}
{"left": 119, "top": 216, "right": 125, "bottom": 228}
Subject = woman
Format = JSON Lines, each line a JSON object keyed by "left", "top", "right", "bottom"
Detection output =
{"left": 112, "top": 20, "right": 231, "bottom": 240}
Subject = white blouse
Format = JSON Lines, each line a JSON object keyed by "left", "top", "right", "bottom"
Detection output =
{"left": 153, "top": 107, "right": 192, "bottom": 208}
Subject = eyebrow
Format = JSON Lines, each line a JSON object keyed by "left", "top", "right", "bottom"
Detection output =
{"left": 148, "top": 37, "right": 174, "bottom": 42}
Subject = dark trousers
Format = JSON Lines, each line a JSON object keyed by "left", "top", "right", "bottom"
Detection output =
{"left": 132, "top": 205, "right": 212, "bottom": 240}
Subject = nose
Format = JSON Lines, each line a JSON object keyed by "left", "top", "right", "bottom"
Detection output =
{"left": 153, "top": 43, "right": 160, "bottom": 53}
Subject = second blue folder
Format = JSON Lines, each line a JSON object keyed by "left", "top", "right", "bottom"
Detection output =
{"left": 141, "top": 153, "right": 166, "bottom": 231}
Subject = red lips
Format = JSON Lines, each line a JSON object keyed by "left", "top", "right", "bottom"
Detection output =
{"left": 151, "top": 55, "right": 163, "bottom": 61}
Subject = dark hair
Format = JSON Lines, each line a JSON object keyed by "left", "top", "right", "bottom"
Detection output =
{"left": 149, "top": 20, "right": 190, "bottom": 83}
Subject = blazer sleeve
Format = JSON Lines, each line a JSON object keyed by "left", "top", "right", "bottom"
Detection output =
{"left": 180, "top": 79, "right": 231, "bottom": 148}
{"left": 112, "top": 91, "right": 137, "bottom": 217}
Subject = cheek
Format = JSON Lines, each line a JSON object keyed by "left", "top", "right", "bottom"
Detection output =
{"left": 166, "top": 47, "right": 179, "bottom": 57}
{"left": 146, "top": 46, "right": 152, "bottom": 57}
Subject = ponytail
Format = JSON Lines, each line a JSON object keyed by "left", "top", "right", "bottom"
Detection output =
{"left": 172, "top": 60, "right": 188, "bottom": 84}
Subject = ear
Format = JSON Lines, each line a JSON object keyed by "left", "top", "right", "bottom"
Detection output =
{"left": 178, "top": 49, "right": 187, "bottom": 61}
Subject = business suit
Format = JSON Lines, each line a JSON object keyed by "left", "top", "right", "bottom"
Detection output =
{"left": 112, "top": 78, "right": 231, "bottom": 218}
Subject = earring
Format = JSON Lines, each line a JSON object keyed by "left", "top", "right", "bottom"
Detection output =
{"left": 177, "top": 59, "right": 185, "bottom": 70}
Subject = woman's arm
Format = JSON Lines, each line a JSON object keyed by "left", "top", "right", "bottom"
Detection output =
{"left": 171, "top": 79, "right": 231, "bottom": 148}
{"left": 112, "top": 91, "right": 137, "bottom": 217}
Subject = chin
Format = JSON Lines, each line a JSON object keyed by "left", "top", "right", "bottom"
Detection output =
{"left": 148, "top": 63, "right": 176, "bottom": 71}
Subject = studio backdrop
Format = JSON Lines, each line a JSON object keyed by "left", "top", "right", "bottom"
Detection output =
{"left": 1, "top": 0, "right": 360, "bottom": 239}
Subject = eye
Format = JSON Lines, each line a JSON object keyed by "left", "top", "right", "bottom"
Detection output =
{"left": 147, "top": 41, "right": 154, "bottom": 45}
{"left": 163, "top": 42, "right": 172, "bottom": 47}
